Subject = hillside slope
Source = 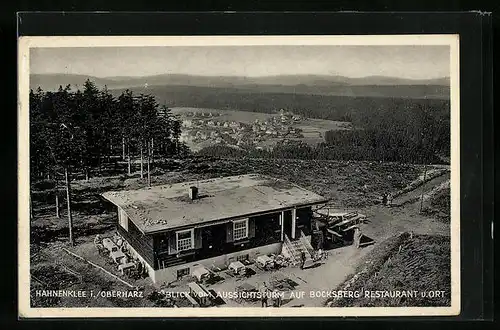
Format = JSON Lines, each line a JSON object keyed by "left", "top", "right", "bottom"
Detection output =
{"left": 328, "top": 233, "right": 451, "bottom": 307}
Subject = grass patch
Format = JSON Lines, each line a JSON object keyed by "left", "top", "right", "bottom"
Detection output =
{"left": 328, "top": 233, "right": 451, "bottom": 307}
{"left": 422, "top": 186, "right": 451, "bottom": 222}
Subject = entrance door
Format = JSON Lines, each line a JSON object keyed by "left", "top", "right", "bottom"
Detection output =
{"left": 201, "top": 224, "right": 226, "bottom": 257}
{"left": 283, "top": 210, "right": 293, "bottom": 240}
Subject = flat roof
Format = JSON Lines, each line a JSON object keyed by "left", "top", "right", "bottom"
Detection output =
{"left": 101, "top": 174, "right": 328, "bottom": 234}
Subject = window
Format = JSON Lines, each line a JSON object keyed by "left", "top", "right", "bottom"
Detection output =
{"left": 176, "top": 229, "right": 194, "bottom": 252}
{"left": 177, "top": 267, "right": 190, "bottom": 279}
{"left": 237, "top": 254, "right": 249, "bottom": 262}
{"left": 233, "top": 219, "right": 248, "bottom": 241}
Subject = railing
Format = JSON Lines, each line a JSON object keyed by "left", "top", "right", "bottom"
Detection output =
{"left": 283, "top": 233, "right": 315, "bottom": 267}
{"left": 282, "top": 234, "right": 300, "bottom": 265}
{"left": 300, "top": 231, "right": 315, "bottom": 256}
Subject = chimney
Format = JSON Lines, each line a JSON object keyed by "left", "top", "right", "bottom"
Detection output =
{"left": 189, "top": 186, "right": 198, "bottom": 200}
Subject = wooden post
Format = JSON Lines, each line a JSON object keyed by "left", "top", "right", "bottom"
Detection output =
{"left": 127, "top": 143, "right": 131, "bottom": 175}
{"left": 147, "top": 141, "right": 151, "bottom": 187}
{"left": 280, "top": 211, "right": 284, "bottom": 242}
{"left": 419, "top": 164, "right": 428, "bottom": 213}
{"left": 54, "top": 171, "right": 60, "bottom": 218}
{"left": 55, "top": 193, "right": 60, "bottom": 218}
{"left": 140, "top": 142, "right": 144, "bottom": 179}
{"left": 122, "top": 136, "right": 126, "bottom": 160}
{"left": 150, "top": 138, "right": 154, "bottom": 165}
{"left": 291, "top": 208, "right": 297, "bottom": 239}
{"left": 65, "top": 167, "right": 74, "bottom": 246}
{"left": 97, "top": 152, "right": 102, "bottom": 175}
{"left": 29, "top": 194, "right": 33, "bottom": 220}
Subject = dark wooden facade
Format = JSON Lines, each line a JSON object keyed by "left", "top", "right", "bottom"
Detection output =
{"left": 115, "top": 206, "right": 313, "bottom": 271}
{"left": 117, "top": 217, "right": 155, "bottom": 266}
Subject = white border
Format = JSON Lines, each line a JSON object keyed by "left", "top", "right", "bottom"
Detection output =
{"left": 18, "top": 35, "right": 460, "bottom": 318}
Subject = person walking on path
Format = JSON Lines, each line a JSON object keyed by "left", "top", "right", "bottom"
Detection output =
{"left": 273, "top": 289, "right": 282, "bottom": 307}
{"left": 354, "top": 227, "right": 362, "bottom": 248}
{"left": 300, "top": 251, "right": 307, "bottom": 269}
{"left": 259, "top": 282, "right": 269, "bottom": 307}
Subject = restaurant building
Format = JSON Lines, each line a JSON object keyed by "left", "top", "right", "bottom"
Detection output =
{"left": 101, "top": 174, "right": 328, "bottom": 284}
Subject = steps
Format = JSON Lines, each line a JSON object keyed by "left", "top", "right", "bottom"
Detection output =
{"left": 282, "top": 232, "right": 314, "bottom": 267}
{"left": 157, "top": 254, "right": 187, "bottom": 268}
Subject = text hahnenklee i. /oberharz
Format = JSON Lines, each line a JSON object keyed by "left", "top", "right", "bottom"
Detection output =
{"left": 33, "top": 289, "right": 446, "bottom": 300}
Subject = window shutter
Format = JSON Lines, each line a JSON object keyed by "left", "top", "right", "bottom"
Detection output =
{"left": 194, "top": 228, "right": 202, "bottom": 249}
{"left": 118, "top": 207, "right": 128, "bottom": 231}
{"left": 168, "top": 231, "right": 177, "bottom": 255}
{"left": 248, "top": 218, "right": 256, "bottom": 239}
{"left": 226, "top": 222, "right": 234, "bottom": 243}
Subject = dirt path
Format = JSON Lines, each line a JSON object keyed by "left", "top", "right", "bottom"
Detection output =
{"left": 355, "top": 167, "right": 450, "bottom": 241}
{"left": 210, "top": 244, "right": 374, "bottom": 307}
{"left": 391, "top": 172, "right": 450, "bottom": 207}
{"left": 360, "top": 205, "right": 449, "bottom": 243}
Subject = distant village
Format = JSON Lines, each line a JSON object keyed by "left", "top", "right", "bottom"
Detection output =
{"left": 178, "top": 109, "right": 306, "bottom": 150}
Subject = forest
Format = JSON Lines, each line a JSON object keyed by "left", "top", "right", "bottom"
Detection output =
{"left": 30, "top": 81, "right": 187, "bottom": 181}
{"left": 29, "top": 80, "right": 450, "bottom": 247}
{"left": 31, "top": 80, "right": 450, "bottom": 181}
{"left": 114, "top": 85, "right": 450, "bottom": 123}
{"left": 29, "top": 81, "right": 185, "bottom": 242}
{"left": 198, "top": 98, "right": 450, "bottom": 164}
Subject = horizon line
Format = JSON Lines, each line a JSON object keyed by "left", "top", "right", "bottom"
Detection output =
{"left": 30, "top": 72, "right": 451, "bottom": 81}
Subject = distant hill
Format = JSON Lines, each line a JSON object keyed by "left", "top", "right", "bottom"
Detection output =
{"left": 30, "top": 74, "right": 115, "bottom": 91}
{"left": 30, "top": 73, "right": 450, "bottom": 99}
{"left": 108, "top": 84, "right": 450, "bottom": 123}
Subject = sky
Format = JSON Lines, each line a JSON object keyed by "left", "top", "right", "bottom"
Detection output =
{"left": 30, "top": 45, "right": 450, "bottom": 79}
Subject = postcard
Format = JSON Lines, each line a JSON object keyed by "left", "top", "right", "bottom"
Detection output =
{"left": 18, "top": 35, "right": 460, "bottom": 317}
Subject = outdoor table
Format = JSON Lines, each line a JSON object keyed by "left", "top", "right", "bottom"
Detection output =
{"left": 187, "top": 282, "right": 212, "bottom": 306}
{"left": 228, "top": 261, "right": 246, "bottom": 274}
{"left": 102, "top": 238, "right": 118, "bottom": 252}
{"left": 118, "top": 262, "right": 135, "bottom": 275}
{"left": 184, "top": 292, "right": 200, "bottom": 307}
{"left": 110, "top": 250, "right": 126, "bottom": 264}
{"left": 192, "top": 266, "right": 210, "bottom": 281}
{"left": 256, "top": 255, "right": 274, "bottom": 269}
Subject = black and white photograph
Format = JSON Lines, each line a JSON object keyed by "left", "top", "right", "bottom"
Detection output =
{"left": 18, "top": 35, "right": 460, "bottom": 317}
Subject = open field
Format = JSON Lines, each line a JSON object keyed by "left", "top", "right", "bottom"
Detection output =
{"left": 29, "top": 157, "right": 451, "bottom": 308}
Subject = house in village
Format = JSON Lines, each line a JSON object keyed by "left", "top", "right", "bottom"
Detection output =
{"left": 229, "top": 121, "right": 240, "bottom": 128}
{"left": 179, "top": 131, "right": 190, "bottom": 144}
{"left": 182, "top": 119, "right": 193, "bottom": 128}
{"left": 101, "top": 174, "right": 328, "bottom": 284}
